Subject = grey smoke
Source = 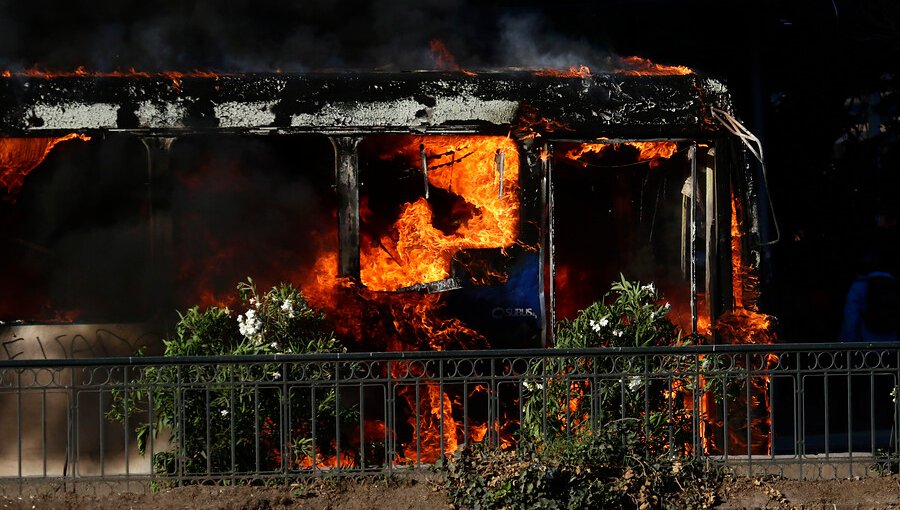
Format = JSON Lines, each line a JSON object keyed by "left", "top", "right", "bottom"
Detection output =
{"left": 498, "top": 13, "right": 610, "bottom": 70}
{"left": 0, "top": 0, "right": 611, "bottom": 72}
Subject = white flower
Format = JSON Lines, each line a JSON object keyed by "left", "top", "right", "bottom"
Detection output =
{"left": 281, "top": 299, "right": 296, "bottom": 318}
{"left": 589, "top": 317, "right": 610, "bottom": 334}
{"left": 237, "top": 310, "right": 263, "bottom": 340}
{"left": 612, "top": 329, "right": 624, "bottom": 338}
{"left": 664, "top": 302, "right": 671, "bottom": 310}
{"left": 641, "top": 283, "right": 656, "bottom": 293}
{"left": 523, "top": 380, "right": 543, "bottom": 391}
{"left": 271, "top": 371, "right": 282, "bottom": 380}
{"left": 270, "top": 342, "right": 278, "bottom": 348}
{"left": 628, "top": 376, "right": 642, "bottom": 391}
{"left": 249, "top": 297, "right": 259, "bottom": 308}
{"left": 220, "top": 409, "right": 229, "bottom": 417}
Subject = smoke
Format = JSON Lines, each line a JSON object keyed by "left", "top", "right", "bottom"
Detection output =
{"left": 0, "top": 0, "right": 610, "bottom": 72}
{"left": 497, "top": 13, "right": 611, "bottom": 70}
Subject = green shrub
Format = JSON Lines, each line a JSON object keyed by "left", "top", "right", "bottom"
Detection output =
{"left": 445, "top": 419, "right": 719, "bottom": 510}
{"left": 448, "top": 276, "right": 718, "bottom": 509}
{"left": 109, "top": 278, "right": 355, "bottom": 480}
{"left": 522, "top": 275, "right": 700, "bottom": 445}
{"left": 553, "top": 275, "right": 683, "bottom": 349}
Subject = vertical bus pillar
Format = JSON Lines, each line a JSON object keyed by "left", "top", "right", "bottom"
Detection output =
{"left": 518, "top": 136, "right": 549, "bottom": 346}
{"left": 706, "top": 139, "right": 734, "bottom": 340}
{"left": 141, "top": 137, "right": 176, "bottom": 317}
{"left": 330, "top": 136, "right": 362, "bottom": 280}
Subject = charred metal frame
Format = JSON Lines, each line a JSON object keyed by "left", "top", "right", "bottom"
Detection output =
{"left": 0, "top": 72, "right": 748, "bottom": 335}
{"left": 689, "top": 143, "right": 700, "bottom": 333}
{"left": 0, "top": 343, "right": 898, "bottom": 493}
{"left": 331, "top": 136, "right": 362, "bottom": 279}
{"left": 140, "top": 137, "right": 176, "bottom": 317}
{"left": 544, "top": 144, "right": 557, "bottom": 345}
{"left": 710, "top": 140, "right": 735, "bottom": 326}
{"left": 0, "top": 72, "right": 725, "bottom": 136}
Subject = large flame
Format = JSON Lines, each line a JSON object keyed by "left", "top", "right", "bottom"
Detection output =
{"left": 360, "top": 136, "right": 520, "bottom": 291}
{"left": 696, "top": 192, "right": 776, "bottom": 456}
{"left": 0, "top": 134, "right": 91, "bottom": 201}
{"left": 397, "top": 382, "right": 459, "bottom": 464}
{"left": 293, "top": 135, "right": 524, "bottom": 465}
{"left": 299, "top": 135, "right": 519, "bottom": 352}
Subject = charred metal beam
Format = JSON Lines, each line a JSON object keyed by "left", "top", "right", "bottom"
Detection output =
{"left": 0, "top": 72, "right": 730, "bottom": 139}
{"left": 420, "top": 143, "right": 429, "bottom": 199}
{"left": 706, "top": 140, "right": 735, "bottom": 335}
{"left": 331, "top": 136, "right": 361, "bottom": 279}
{"left": 704, "top": 148, "right": 717, "bottom": 340}
{"left": 395, "top": 278, "right": 464, "bottom": 294}
{"left": 495, "top": 149, "right": 505, "bottom": 198}
{"left": 537, "top": 143, "right": 551, "bottom": 347}
{"left": 689, "top": 144, "right": 699, "bottom": 335}
{"left": 546, "top": 145, "right": 557, "bottom": 347}
{"left": 140, "top": 136, "right": 176, "bottom": 318}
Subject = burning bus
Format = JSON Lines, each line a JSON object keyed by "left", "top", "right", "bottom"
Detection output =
{"left": 0, "top": 67, "right": 782, "bottom": 476}
{"left": 0, "top": 66, "right": 767, "bottom": 355}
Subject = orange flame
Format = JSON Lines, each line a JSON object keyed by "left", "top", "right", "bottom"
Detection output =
{"left": 470, "top": 422, "right": 488, "bottom": 443}
{"left": 292, "top": 135, "right": 525, "bottom": 464}
{"left": 398, "top": 382, "right": 459, "bottom": 463}
{"left": 2, "top": 66, "right": 224, "bottom": 79}
{"left": 616, "top": 56, "right": 693, "bottom": 76}
{"left": 1, "top": 67, "right": 228, "bottom": 90}
{"left": 0, "top": 134, "right": 91, "bottom": 201}
{"left": 429, "top": 39, "right": 477, "bottom": 76}
{"left": 695, "top": 192, "right": 776, "bottom": 456}
{"left": 360, "top": 136, "right": 519, "bottom": 292}
{"left": 534, "top": 65, "right": 591, "bottom": 78}
{"left": 563, "top": 141, "right": 679, "bottom": 167}
{"left": 512, "top": 104, "right": 573, "bottom": 137}
{"left": 297, "top": 447, "right": 357, "bottom": 469}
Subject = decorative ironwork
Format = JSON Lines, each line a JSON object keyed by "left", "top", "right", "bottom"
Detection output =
{"left": 0, "top": 343, "right": 897, "bottom": 494}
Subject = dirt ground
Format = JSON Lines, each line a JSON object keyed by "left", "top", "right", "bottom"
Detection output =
{"left": 714, "top": 475, "right": 900, "bottom": 509}
{"left": 2, "top": 474, "right": 900, "bottom": 509}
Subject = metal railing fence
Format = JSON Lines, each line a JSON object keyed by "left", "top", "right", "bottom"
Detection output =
{"left": 0, "top": 343, "right": 898, "bottom": 493}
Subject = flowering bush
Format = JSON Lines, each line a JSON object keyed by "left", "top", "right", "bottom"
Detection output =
{"left": 163, "top": 278, "right": 343, "bottom": 357}
{"left": 522, "top": 275, "right": 701, "bottom": 447}
{"left": 448, "top": 276, "right": 719, "bottom": 509}
{"left": 552, "top": 276, "right": 683, "bottom": 349}
{"left": 109, "top": 278, "right": 353, "bottom": 481}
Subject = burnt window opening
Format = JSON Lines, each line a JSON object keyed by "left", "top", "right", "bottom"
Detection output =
{"left": 357, "top": 135, "right": 522, "bottom": 292}
{"left": 170, "top": 135, "right": 337, "bottom": 312}
{"left": 549, "top": 141, "right": 704, "bottom": 333}
{"left": 0, "top": 134, "right": 338, "bottom": 325}
{"left": 0, "top": 135, "right": 153, "bottom": 323}
{"left": 353, "top": 134, "right": 542, "bottom": 349}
